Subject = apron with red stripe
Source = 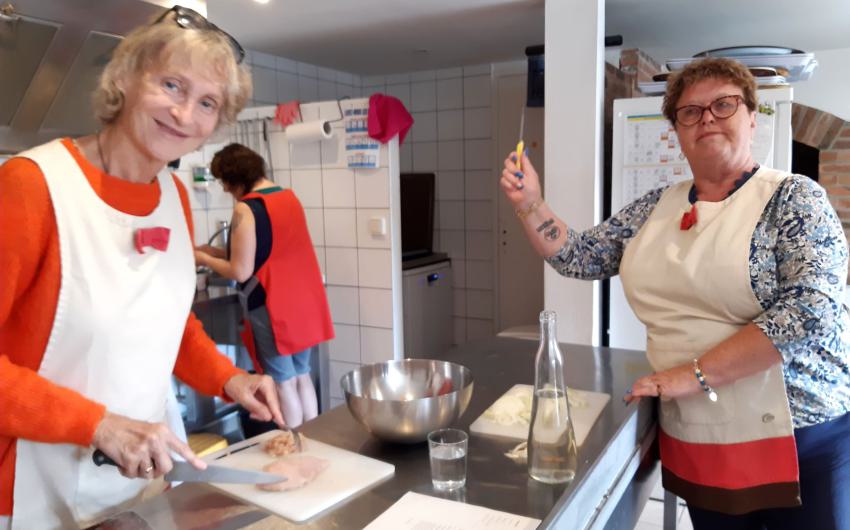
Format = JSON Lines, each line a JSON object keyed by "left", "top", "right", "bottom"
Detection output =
{"left": 238, "top": 189, "right": 333, "bottom": 367}
{"left": 619, "top": 167, "right": 801, "bottom": 514}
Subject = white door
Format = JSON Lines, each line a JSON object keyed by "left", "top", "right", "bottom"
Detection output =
{"left": 496, "top": 74, "right": 545, "bottom": 332}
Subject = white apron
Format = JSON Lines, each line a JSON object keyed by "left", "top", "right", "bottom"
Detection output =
{"left": 620, "top": 167, "right": 801, "bottom": 514}
{"left": 10, "top": 140, "right": 195, "bottom": 529}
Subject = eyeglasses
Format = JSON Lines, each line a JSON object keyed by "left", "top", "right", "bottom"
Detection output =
{"left": 674, "top": 95, "right": 744, "bottom": 127}
{"left": 154, "top": 5, "right": 245, "bottom": 65}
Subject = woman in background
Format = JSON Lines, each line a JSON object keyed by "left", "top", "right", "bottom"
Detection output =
{"left": 196, "top": 143, "right": 334, "bottom": 428}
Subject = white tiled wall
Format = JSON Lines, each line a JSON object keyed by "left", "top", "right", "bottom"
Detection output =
{"left": 364, "top": 65, "right": 497, "bottom": 345}
{"left": 196, "top": 48, "right": 499, "bottom": 364}
{"left": 183, "top": 95, "right": 402, "bottom": 412}
{"left": 245, "top": 50, "right": 363, "bottom": 106}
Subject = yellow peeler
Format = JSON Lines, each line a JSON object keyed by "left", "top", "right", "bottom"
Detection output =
{"left": 516, "top": 107, "right": 525, "bottom": 171}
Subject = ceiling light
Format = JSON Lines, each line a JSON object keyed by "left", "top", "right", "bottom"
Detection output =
{"left": 253, "top": 0, "right": 270, "bottom": 4}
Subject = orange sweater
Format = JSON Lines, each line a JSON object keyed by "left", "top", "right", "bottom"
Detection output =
{"left": 0, "top": 139, "right": 243, "bottom": 515}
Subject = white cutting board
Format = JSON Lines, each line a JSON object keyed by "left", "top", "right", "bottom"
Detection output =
{"left": 469, "top": 385, "right": 610, "bottom": 446}
{"left": 203, "top": 430, "right": 394, "bottom": 522}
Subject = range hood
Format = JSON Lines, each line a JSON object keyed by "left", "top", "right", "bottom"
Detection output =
{"left": 0, "top": 0, "right": 168, "bottom": 154}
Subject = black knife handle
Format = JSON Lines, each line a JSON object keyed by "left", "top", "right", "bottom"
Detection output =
{"left": 92, "top": 449, "right": 118, "bottom": 467}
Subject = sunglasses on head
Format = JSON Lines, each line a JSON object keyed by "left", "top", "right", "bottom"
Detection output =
{"left": 154, "top": 5, "right": 245, "bottom": 65}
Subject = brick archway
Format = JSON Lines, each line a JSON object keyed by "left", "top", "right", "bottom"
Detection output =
{"left": 792, "top": 104, "right": 850, "bottom": 239}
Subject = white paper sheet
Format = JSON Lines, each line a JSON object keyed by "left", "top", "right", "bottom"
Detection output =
{"left": 364, "top": 491, "right": 540, "bottom": 530}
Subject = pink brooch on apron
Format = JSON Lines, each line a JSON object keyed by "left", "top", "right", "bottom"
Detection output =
{"left": 680, "top": 204, "right": 698, "bottom": 230}
{"left": 134, "top": 227, "right": 171, "bottom": 253}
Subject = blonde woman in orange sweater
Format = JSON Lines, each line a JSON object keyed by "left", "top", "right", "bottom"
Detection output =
{"left": 0, "top": 7, "right": 284, "bottom": 529}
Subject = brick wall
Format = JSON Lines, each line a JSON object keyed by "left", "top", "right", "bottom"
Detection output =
{"left": 792, "top": 103, "right": 844, "bottom": 150}
{"left": 619, "top": 48, "right": 662, "bottom": 84}
{"left": 792, "top": 104, "right": 850, "bottom": 246}
{"left": 819, "top": 123, "right": 850, "bottom": 241}
{"left": 605, "top": 49, "right": 663, "bottom": 113}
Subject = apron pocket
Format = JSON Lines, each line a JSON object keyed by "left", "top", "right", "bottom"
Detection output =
{"left": 664, "top": 385, "right": 736, "bottom": 425}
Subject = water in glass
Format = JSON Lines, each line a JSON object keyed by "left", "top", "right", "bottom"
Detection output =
{"left": 430, "top": 444, "right": 467, "bottom": 490}
{"left": 528, "top": 387, "right": 578, "bottom": 483}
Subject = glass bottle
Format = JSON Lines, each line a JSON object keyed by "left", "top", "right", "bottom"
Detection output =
{"left": 528, "top": 310, "right": 578, "bottom": 484}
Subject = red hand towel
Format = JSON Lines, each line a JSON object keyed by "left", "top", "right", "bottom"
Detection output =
{"left": 367, "top": 93, "right": 414, "bottom": 145}
{"left": 274, "top": 101, "right": 302, "bottom": 127}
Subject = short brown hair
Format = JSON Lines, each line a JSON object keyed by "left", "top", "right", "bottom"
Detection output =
{"left": 93, "top": 19, "right": 251, "bottom": 127}
{"left": 210, "top": 143, "right": 266, "bottom": 194}
{"left": 662, "top": 57, "right": 757, "bottom": 125}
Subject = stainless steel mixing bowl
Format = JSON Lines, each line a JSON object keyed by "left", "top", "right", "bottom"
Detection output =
{"left": 340, "top": 359, "right": 474, "bottom": 443}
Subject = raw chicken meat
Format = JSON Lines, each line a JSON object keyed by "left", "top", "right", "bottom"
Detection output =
{"left": 258, "top": 455, "right": 329, "bottom": 491}
{"left": 263, "top": 431, "right": 299, "bottom": 457}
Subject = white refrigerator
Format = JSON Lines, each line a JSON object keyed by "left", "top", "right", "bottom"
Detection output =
{"left": 608, "top": 87, "right": 794, "bottom": 350}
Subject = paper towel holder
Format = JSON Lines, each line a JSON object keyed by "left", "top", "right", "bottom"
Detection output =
{"left": 329, "top": 96, "right": 350, "bottom": 124}
{"left": 283, "top": 97, "right": 351, "bottom": 143}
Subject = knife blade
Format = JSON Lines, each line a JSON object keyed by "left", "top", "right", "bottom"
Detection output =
{"left": 165, "top": 460, "right": 284, "bottom": 484}
{"left": 92, "top": 449, "right": 284, "bottom": 485}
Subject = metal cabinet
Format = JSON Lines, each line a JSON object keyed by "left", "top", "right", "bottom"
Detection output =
{"left": 402, "top": 258, "right": 453, "bottom": 358}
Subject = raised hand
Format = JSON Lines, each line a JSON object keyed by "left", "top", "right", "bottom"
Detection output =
{"left": 500, "top": 150, "right": 541, "bottom": 209}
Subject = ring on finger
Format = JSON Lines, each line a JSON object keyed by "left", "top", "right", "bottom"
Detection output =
{"left": 144, "top": 464, "right": 154, "bottom": 474}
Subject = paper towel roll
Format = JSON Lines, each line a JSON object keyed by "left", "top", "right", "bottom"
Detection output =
{"left": 285, "top": 120, "right": 333, "bottom": 144}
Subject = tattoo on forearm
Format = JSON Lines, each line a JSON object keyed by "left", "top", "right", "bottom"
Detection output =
{"left": 544, "top": 225, "right": 561, "bottom": 241}
{"left": 536, "top": 219, "right": 555, "bottom": 232}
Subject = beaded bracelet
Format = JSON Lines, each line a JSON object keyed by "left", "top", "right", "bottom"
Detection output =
{"left": 693, "top": 359, "right": 718, "bottom": 402}
{"left": 515, "top": 198, "right": 543, "bottom": 220}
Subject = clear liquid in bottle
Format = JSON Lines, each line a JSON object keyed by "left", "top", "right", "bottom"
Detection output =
{"left": 528, "top": 311, "right": 578, "bottom": 484}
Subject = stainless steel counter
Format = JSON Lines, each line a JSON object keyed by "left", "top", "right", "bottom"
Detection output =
{"left": 100, "top": 337, "right": 658, "bottom": 530}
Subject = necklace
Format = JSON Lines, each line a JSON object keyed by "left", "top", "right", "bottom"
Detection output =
{"left": 96, "top": 130, "right": 110, "bottom": 175}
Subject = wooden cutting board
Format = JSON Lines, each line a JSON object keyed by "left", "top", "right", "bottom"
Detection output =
{"left": 203, "top": 430, "right": 394, "bottom": 523}
{"left": 469, "top": 385, "right": 610, "bottom": 446}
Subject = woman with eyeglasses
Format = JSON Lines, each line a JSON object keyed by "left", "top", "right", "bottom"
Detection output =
{"left": 501, "top": 57, "right": 850, "bottom": 529}
{"left": 0, "top": 7, "right": 285, "bottom": 529}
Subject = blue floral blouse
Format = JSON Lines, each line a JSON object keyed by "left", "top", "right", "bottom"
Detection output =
{"left": 545, "top": 174, "right": 850, "bottom": 428}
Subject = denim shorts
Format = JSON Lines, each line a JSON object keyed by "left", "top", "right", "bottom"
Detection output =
{"left": 248, "top": 305, "right": 312, "bottom": 382}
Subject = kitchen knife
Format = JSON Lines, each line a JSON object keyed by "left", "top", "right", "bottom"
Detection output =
{"left": 92, "top": 449, "right": 285, "bottom": 484}
{"left": 164, "top": 460, "right": 284, "bottom": 484}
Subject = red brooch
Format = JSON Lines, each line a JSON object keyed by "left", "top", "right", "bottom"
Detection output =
{"left": 680, "top": 204, "right": 698, "bottom": 231}
{"left": 134, "top": 227, "right": 170, "bottom": 253}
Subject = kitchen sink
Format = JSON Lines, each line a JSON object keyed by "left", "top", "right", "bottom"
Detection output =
{"left": 208, "top": 273, "right": 237, "bottom": 288}
{"left": 197, "top": 266, "right": 238, "bottom": 289}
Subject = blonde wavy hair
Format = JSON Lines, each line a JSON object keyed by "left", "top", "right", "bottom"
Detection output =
{"left": 92, "top": 19, "right": 252, "bottom": 127}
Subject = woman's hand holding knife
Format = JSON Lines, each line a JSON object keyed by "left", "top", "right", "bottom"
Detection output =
{"left": 92, "top": 412, "right": 207, "bottom": 480}
{"left": 500, "top": 151, "right": 570, "bottom": 259}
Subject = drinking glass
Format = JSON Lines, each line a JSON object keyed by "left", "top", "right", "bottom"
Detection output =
{"left": 427, "top": 428, "right": 468, "bottom": 490}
